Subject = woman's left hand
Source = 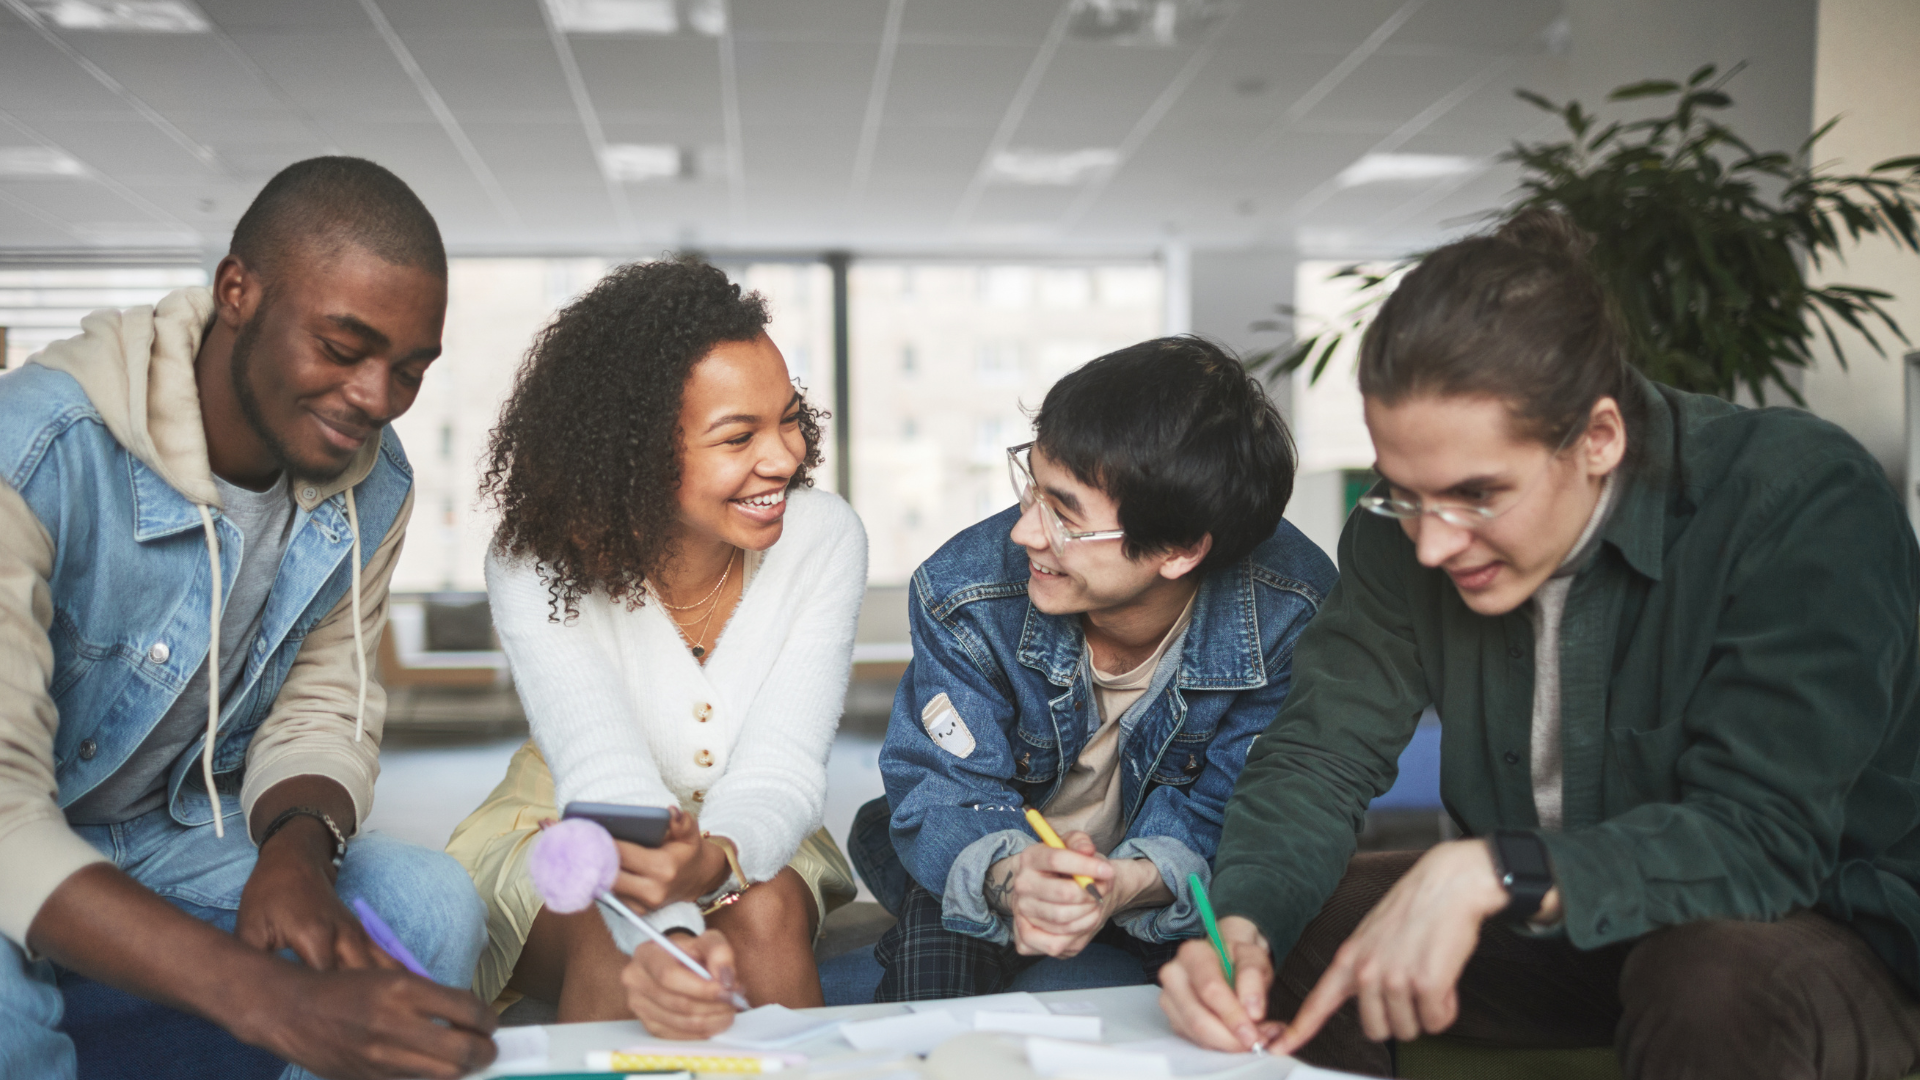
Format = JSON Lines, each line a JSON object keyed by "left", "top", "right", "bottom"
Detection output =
{"left": 610, "top": 808, "right": 729, "bottom": 912}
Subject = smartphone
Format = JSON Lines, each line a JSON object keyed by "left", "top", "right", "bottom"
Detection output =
{"left": 561, "top": 801, "right": 673, "bottom": 848}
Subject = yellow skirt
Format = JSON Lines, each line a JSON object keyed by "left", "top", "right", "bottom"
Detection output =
{"left": 445, "top": 739, "right": 856, "bottom": 1005}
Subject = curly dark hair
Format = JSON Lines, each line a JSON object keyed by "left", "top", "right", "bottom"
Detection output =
{"left": 482, "top": 256, "right": 824, "bottom": 620}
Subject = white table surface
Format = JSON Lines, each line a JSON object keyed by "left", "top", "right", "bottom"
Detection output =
{"left": 474, "top": 984, "right": 1314, "bottom": 1079}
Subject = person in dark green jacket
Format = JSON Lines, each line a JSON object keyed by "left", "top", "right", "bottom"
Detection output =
{"left": 1159, "top": 208, "right": 1920, "bottom": 1079}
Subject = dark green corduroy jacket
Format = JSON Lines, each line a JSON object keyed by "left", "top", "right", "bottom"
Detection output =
{"left": 1213, "top": 376, "right": 1920, "bottom": 990}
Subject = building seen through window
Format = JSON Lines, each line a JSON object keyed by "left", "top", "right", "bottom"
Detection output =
{"left": 850, "top": 262, "right": 1163, "bottom": 583}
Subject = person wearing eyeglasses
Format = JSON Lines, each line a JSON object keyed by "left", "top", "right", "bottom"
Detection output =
{"left": 846, "top": 337, "right": 1336, "bottom": 1002}
{"left": 1157, "top": 208, "right": 1920, "bottom": 1080}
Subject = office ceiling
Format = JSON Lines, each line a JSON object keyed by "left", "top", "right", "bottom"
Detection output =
{"left": 0, "top": 0, "right": 1572, "bottom": 258}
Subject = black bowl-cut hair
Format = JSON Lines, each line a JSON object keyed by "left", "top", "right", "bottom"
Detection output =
{"left": 229, "top": 156, "right": 445, "bottom": 283}
{"left": 1033, "top": 336, "right": 1295, "bottom": 574}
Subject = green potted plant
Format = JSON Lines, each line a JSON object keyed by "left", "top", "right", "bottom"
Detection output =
{"left": 1254, "top": 64, "right": 1920, "bottom": 404}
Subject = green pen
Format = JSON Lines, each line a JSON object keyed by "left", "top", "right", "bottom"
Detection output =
{"left": 1189, "top": 871, "right": 1233, "bottom": 983}
{"left": 1191, "top": 872, "right": 1270, "bottom": 1056}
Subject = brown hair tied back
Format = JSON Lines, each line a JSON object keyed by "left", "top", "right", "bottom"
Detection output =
{"left": 482, "top": 256, "right": 824, "bottom": 621}
{"left": 1357, "top": 207, "right": 1633, "bottom": 449}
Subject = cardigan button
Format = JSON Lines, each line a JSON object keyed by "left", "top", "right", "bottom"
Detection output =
{"left": 147, "top": 642, "right": 170, "bottom": 664}
{"left": 1503, "top": 750, "right": 1520, "bottom": 765}
{"left": 1507, "top": 646, "right": 1523, "bottom": 660}
{"left": 695, "top": 749, "right": 714, "bottom": 768}
{"left": 691, "top": 790, "right": 704, "bottom": 802}
{"left": 79, "top": 739, "right": 97, "bottom": 761}
{"left": 694, "top": 702, "right": 712, "bottom": 722}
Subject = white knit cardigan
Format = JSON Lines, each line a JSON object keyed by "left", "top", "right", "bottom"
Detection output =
{"left": 486, "top": 487, "right": 867, "bottom": 933}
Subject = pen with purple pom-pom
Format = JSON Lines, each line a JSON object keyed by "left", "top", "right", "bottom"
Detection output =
{"left": 528, "top": 817, "right": 750, "bottom": 1011}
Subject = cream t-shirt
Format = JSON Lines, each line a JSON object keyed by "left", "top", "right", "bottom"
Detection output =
{"left": 1043, "top": 594, "right": 1196, "bottom": 853}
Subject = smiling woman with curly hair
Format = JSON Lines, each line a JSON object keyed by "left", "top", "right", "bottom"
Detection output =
{"left": 445, "top": 257, "right": 868, "bottom": 1033}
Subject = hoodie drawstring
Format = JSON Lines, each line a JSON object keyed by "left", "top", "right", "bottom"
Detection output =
{"left": 197, "top": 489, "right": 369, "bottom": 841}
{"left": 196, "top": 505, "right": 225, "bottom": 839}
{"left": 346, "top": 488, "right": 367, "bottom": 742}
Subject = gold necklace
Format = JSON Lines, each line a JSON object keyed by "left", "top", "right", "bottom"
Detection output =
{"left": 665, "top": 548, "right": 736, "bottom": 660}
{"left": 656, "top": 549, "right": 736, "bottom": 611}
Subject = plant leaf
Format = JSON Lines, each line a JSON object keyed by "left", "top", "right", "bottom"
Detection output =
{"left": 1611, "top": 79, "right": 1681, "bottom": 100}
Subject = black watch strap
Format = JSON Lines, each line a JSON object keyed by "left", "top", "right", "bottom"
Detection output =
{"left": 261, "top": 805, "right": 347, "bottom": 868}
{"left": 1487, "top": 830, "right": 1553, "bottom": 924}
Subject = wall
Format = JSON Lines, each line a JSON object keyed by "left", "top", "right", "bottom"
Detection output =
{"left": 1798, "top": 0, "right": 1920, "bottom": 481}
{"left": 1565, "top": 0, "right": 1816, "bottom": 165}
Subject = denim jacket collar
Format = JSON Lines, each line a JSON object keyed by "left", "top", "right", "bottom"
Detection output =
{"left": 1013, "top": 560, "right": 1268, "bottom": 691}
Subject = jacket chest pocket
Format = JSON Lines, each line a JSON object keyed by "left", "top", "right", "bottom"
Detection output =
{"left": 1607, "top": 722, "right": 1688, "bottom": 806}
{"left": 1009, "top": 724, "right": 1061, "bottom": 798}
{"left": 1150, "top": 730, "right": 1211, "bottom": 786}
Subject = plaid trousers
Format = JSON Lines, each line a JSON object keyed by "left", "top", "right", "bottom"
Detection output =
{"left": 873, "top": 878, "right": 1178, "bottom": 1002}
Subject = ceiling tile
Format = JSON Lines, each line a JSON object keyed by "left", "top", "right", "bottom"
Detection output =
{"left": 733, "top": 40, "right": 876, "bottom": 125}
{"left": 0, "top": 38, "right": 139, "bottom": 116}
{"left": 401, "top": 30, "right": 579, "bottom": 115}
{"left": 375, "top": 0, "right": 549, "bottom": 33}
{"left": 900, "top": 0, "right": 1062, "bottom": 46}
{"left": 225, "top": 30, "right": 436, "bottom": 119}
{"left": 1014, "top": 42, "right": 1195, "bottom": 146}
{"left": 196, "top": 0, "right": 371, "bottom": 31}
{"left": 884, "top": 42, "right": 1034, "bottom": 128}
{"left": 1394, "top": 0, "right": 1564, "bottom": 53}
{"left": 733, "top": 0, "right": 890, "bottom": 42}
{"left": 573, "top": 37, "right": 725, "bottom": 123}
{"left": 1301, "top": 52, "right": 1496, "bottom": 130}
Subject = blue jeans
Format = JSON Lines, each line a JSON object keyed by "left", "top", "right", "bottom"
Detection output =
{"left": 0, "top": 807, "right": 487, "bottom": 1080}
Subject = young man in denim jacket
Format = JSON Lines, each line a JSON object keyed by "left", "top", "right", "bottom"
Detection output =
{"left": 851, "top": 338, "right": 1337, "bottom": 1000}
{"left": 0, "top": 159, "right": 496, "bottom": 1079}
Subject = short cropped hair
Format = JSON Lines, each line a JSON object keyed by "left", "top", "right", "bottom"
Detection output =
{"left": 1033, "top": 336, "right": 1295, "bottom": 573}
{"left": 229, "top": 156, "right": 445, "bottom": 283}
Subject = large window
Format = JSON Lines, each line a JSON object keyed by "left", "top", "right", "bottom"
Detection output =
{"left": 400, "top": 255, "right": 1161, "bottom": 591}
{"left": 0, "top": 265, "right": 207, "bottom": 369}
{"left": 849, "top": 263, "right": 1163, "bottom": 583}
{"left": 389, "top": 258, "right": 833, "bottom": 593}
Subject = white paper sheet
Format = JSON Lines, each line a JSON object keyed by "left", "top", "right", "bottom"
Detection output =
{"left": 841, "top": 1009, "right": 971, "bottom": 1055}
{"left": 1046, "top": 999, "right": 1102, "bottom": 1016}
{"left": 975, "top": 1011, "right": 1102, "bottom": 1040}
{"left": 800, "top": 1048, "right": 918, "bottom": 1077}
{"left": 1028, "top": 1036, "right": 1173, "bottom": 1079}
{"left": 1112, "top": 1036, "right": 1263, "bottom": 1077}
{"left": 711, "top": 1003, "right": 845, "bottom": 1049}
{"left": 489, "top": 1026, "right": 549, "bottom": 1073}
{"left": 1282, "top": 1063, "right": 1372, "bottom": 1079}
{"left": 907, "top": 990, "right": 1049, "bottom": 1026}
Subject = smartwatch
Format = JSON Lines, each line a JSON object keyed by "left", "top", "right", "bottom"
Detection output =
{"left": 1486, "top": 830, "right": 1553, "bottom": 924}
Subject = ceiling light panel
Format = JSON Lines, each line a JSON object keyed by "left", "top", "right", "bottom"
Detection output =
{"left": 0, "top": 147, "right": 88, "bottom": 177}
{"left": 545, "top": 0, "right": 725, "bottom": 36}
{"left": 988, "top": 148, "right": 1120, "bottom": 186}
{"left": 601, "top": 143, "right": 687, "bottom": 182}
{"left": 1066, "top": 0, "right": 1226, "bottom": 46}
{"left": 1336, "top": 153, "right": 1483, "bottom": 187}
{"left": 26, "top": 1, "right": 208, "bottom": 32}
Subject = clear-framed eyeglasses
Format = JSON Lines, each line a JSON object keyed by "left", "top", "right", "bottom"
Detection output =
{"left": 1357, "top": 440, "right": 1572, "bottom": 530}
{"left": 1006, "top": 442, "right": 1126, "bottom": 552}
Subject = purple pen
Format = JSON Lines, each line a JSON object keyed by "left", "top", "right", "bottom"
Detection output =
{"left": 351, "top": 897, "right": 433, "bottom": 980}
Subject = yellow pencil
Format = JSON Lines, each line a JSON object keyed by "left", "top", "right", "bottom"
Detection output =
{"left": 1025, "top": 807, "right": 1103, "bottom": 901}
{"left": 586, "top": 1050, "right": 784, "bottom": 1073}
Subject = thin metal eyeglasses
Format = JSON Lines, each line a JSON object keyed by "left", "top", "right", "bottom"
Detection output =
{"left": 1358, "top": 439, "right": 1573, "bottom": 530}
{"left": 1006, "top": 442, "right": 1126, "bottom": 551}
{"left": 1359, "top": 414, "right": 1590, "bottom": 529}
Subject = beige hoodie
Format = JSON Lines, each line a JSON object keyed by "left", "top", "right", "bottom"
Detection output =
{"left": 0, "top": 287, "right": 413, "bottom": 946}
